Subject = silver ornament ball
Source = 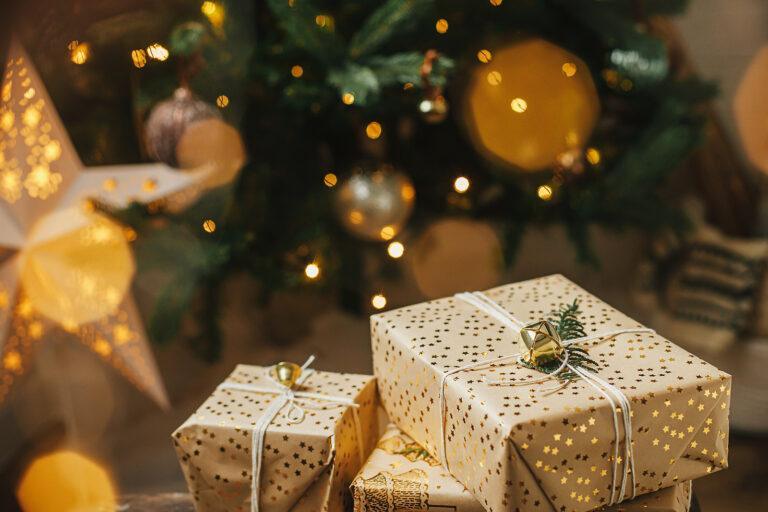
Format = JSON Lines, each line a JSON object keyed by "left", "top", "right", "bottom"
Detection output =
{"left": 144, "top": 87, "right": 220, "bottom": 167}
{"left": 334, "top": 163, "right": 416, "bottom": 241}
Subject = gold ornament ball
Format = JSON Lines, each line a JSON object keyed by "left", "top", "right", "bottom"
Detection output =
{"left": 734, "top": 46, "right": 768, "bottom": 174}
{"left": 334, "top": 164, "right": 415, "bottom": 241}
{"left": 464, "top": 38, "right": 600, "bottom": 171}
{"left": 17, "top": 450, "right": 117, "bottom": 512}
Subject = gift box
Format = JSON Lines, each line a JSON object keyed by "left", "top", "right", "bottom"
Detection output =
{"left": 371, "top": 274, "right": 730, "bottom": 512}
{"left": 351, "top": 423, "right": 693, "bottom": 512}
{"left": 173, "top": 359, "right": 380, "bottom": 512}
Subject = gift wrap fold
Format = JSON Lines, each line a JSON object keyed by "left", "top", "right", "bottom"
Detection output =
{"left": 173, "top": 362, "right": 380, "bottom": 512}
{"left": 371, "top": 274, "right": 730, "bottom": 512}
{"left": 352, "top": 423, "right": 693, "bottom": 512}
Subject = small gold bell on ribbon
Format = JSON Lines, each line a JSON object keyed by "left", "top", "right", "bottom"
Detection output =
{"left": 271, "top": 361, "right": 302, "bottom": 388}
{"left": 520, "top": 320, "right": 564, "bottom": 365}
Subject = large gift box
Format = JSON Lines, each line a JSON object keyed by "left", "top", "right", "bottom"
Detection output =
{"left": 352, "top": 423, "right": 694, "bottom": 512}
{"left": 371, "top": 274, "right": 730, "bottom": 512}
{"left": 173, "top": 360, "right": 380, "bottom": 512}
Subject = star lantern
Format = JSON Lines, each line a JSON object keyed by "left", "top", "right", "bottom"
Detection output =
{"left": 0, "top": 42, "right": 216, "bottom": 407}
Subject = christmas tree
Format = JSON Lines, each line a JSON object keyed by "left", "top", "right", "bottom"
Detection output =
{"left": 8, "top": 0, "right": 717, "bottom": 358}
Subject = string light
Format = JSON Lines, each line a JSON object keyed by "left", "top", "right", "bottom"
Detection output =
{"left": 201, "top": 1, "right": 225, "bottom": 28}
{"left": 486, "top": 71, "right": 502, "bottom": 86}
{"left": 585, "top": 147, "right": 601, "bottom": 165}
{"left": 387, "top": 241, "right": 405, "bottom": 259}
{"left": 342, "top": 92, "right": 355, "bottom": 105}
{"left": 379, "top": 225, "right": 395, "bottom": 240}
{"left": 453, "top": 176, "right": 470, "bottom": 193}
{"left": 304, "top": 262, "right": 320, "bottom": 279}
{"left": 131, "top": 49, "right": 147, "bottom": 68}
{"left": 537, "top": 185, "right": 553, "bottom": 201}
{"left": 202, "top": 219, "right": 217, "bottom": 233}
{"left": 490, "top": 0, "right": 503, "bottom": 5}
{"left": 365, "top": 121, "right": 382, "bottom": 139}
{"left": 435, "top": 19, "right": 449, "bottom": 34}
{"left": 371, "top": 293, "right": 387, "bottom": 310}
{"left": 477, "top": 49, "right": 492, "bottom": 63}
{"left": 146, "top": 43, "right": 169, "bottom": 61}
{"left": 315, "top": 14, "right": 334, "bottom": 30}
{"left": 291, "top": 65, "right": 304, "bottom": 78}
{"left": 216, "top": 95, "right": 229, "bottom": 108}
{"left": 561, "top": 62, "right": 577, "bottom": 77}
{"left": 69, "top": 42, "right": 90, "bottom": 65}
{"left": 323, "top": 172, "right": 338, "bottom": 187}
{"left": 510, "top": 97, "right": 528, "bottom": 113}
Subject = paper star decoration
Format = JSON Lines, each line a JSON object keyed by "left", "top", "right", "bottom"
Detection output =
{"left": 0, "top": 42, "right": 214, "bottom": 407}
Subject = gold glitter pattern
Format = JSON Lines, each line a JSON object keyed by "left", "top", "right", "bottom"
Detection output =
{"left": 371, "top": 274, "right": 730, "bottom": 512}
{"left": 173, "top": 365, "right": 380, "bottom": 512}
{"left": 352, "top": 423, "right": 693, "bottom": 512}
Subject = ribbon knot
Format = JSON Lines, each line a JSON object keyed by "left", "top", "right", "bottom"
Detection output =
{"left": 218, "top": 355, "right": 364, "bottom": 512}
{"left": 441, "top": 291, "right": 656, "bottom": 506}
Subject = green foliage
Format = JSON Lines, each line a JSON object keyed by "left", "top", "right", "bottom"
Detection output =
{"left": 551, "top": 301, "right": 588, "bottom": 341}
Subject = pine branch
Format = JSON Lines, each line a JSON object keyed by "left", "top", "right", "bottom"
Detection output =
{"left": 266, "top": 0, "right": 343, "bottom": 64}
{"left": 349, "top": 0, "right": 432, "bottom": 59}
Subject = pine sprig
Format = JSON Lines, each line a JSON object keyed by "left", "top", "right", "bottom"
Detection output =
{"left": 519, "top": 301, "right": 598, "bottom": 382}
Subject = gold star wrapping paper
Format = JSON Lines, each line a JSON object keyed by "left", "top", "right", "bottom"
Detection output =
{"left": 352, "top": 423, "right": 693, "bottom": 512}
{"left": 172, "top": 364, "right": 381, "bottom": 512}
{"left": 0, "top": 42, "right": 217, "bottom": 407}
{"left": 371, "top": 274, "right": 731, "bottom": 512}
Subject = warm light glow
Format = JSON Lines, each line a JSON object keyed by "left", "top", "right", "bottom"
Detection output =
{"left": 371, "top": 293, "right": 387, "bottom": 309}
{"left": 146, "top": 43, "right": 169, "bottom": 61}
{"left": 342, "top": 92, "right": 355, "bottom": 105}
{"left": 315, "top": 14, "right": 334, "bottom": 30}
{"left": 202, "top": 219, "right": 216, "bottom": 233}
{"left": 486, "top": 71, "right": 502, "bottom": 86}
{"left": 477, "top": 49, "right": 492, "bottom": 63}
{"left": 323, "top": 172, "right": 338, "bottom": 187}
{"left": 453, "top": 176, "right": 470, "bottom": 193}
{"left": 585, "top": 147, "right": 601, "bottom": 165}
{"left": 304, "top": 262, "right": 320, "bottom": 279}
{"left": 435, "top": 19, "right": 449, "bottom": 34}
{"left": 69, "top": 42, "right": 90, "bottom": 65}
{"left": 380, "top": 225, "right": 395, "bottom": 240}
{"left": 366, "top": 121, "right": 382, "bottom": 140}
{"left": 3, "top": 350, "right": 21, "bottom": 372}
{"left": 537, "top": 185, "right": 553, "bottom": 201}
{"left": 17, "top": 451, "right": 117, "bottom": 512}
{"left": 562, "top": 62, "right": 577, "bottom": 77}
{"left": 201, "top": 1, "right": 225, "bottom": 28}
{"left": 131, "top": 49, "right": 147, "bottom": 68}
{"left": 510, "top": 97, "right": 528, "bottom": 113}
{"left": 291, "top": 65, "right": 304, "bottom": 78}
{"left": 490, "top": 0, "right": 503, "bottom": 5}
{"left": 102, "top": 178, "right": 117, "bottom": 192}
{"left": 216, "top": 95, "right": 229, "bottom": 108}
{"left": 22, "top": 215, "right": 134, "bottom": 328}
{"left": 387, "top": 241, "right": 405, "bottom": 259}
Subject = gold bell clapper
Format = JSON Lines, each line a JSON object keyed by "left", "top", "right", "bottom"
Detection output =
{"left": 520, "top": 320, "right": 565, "bottom": 365}
{"left": 271, "top": 361, "right": 303, "bottom": 388}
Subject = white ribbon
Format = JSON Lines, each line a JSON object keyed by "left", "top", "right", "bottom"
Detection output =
{"left": 218, "top": 355, "right": 365, "bottom": 512}
{"left": 441, "top": 292, "right": 656, "bottom": 506}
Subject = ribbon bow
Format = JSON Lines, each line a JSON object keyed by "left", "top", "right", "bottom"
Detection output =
{"left": 441, "top": 292, "right": 656, "bottom": 506}
{"left": 218, "top": 355, "right": 364, "bottom": 512}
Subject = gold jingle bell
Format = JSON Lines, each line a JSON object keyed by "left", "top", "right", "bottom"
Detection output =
{"left": 270, "top": 361, "right": 303, "bottom": 388}
{"left": 520, "top": 320, "right": 564, "bottom": 365}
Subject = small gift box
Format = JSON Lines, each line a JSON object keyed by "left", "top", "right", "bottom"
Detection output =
{"left": 352, "top": 424, "right": 694, "bottom": 512}
{"left": 371, "top": 274, "right": 730, "bottom": 512}
{"left": 173, "top": 357, "right": 380, "bottom": 512}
